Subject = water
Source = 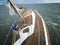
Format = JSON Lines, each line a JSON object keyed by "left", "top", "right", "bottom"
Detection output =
{"left": 0, "top": 3, "right": 60, "bottom": 45}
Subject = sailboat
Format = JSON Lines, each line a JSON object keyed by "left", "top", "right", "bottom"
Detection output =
{"left": 5, "top": 0, "right": 51, "bottom": 45}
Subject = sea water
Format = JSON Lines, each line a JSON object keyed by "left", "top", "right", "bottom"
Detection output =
{"left": 0, "top": 3, "right": 60, "bottom": 45}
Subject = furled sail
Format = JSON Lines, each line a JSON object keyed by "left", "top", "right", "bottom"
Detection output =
{"left": 5, "top": 1, "right": 16, "bottom": 16}
{"left": 5, "top": 0, "right": 23, "bottom": 16}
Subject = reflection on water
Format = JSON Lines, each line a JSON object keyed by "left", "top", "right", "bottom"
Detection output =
{"left": 0, "top": 3, "right": 60, "bottom": 45}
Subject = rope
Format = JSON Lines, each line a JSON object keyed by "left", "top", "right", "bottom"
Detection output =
{"left": 3, "top": 25, "right": 17, "bottom": 45}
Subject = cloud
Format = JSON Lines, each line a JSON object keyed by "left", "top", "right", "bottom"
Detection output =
{"left": 45, "top": 0, "right": 60, "bottom": 3}
{"left": 14, "top": 0, "right": 45, "bottom": 4}
{"left": 14, "top": 0, "right": 60, "bottom": 4}
{"left": 0, "top": 0, "right": 60, "bottom": 5}
{"left": 0, "top": 0, "right": 7, "bottom": 5}
{"left": 44, "top": 0, "right": 50, "bottom": 3}
{"left": 51, "top": 0, "right": 60, "bottom": 3}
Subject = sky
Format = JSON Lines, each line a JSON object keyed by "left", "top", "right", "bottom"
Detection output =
{"left": 14, "top": 0, "right": 60, "bottom": 4}
{"left": 0, "top": 0, "right": 60, "bottom": 5}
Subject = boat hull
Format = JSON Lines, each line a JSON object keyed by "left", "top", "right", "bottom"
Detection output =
{"left": 13, "top": 9, "right": 51, "bottom": 45}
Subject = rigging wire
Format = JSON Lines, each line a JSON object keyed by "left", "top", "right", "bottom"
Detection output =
{"left": 3, "top": 0, "right": 27, "bottom": 45}
{"left": 9, "top": 0, "right": 26, "bottom": 26}
{"left": 3, "top": 26, "right": 12, "bottom": 45}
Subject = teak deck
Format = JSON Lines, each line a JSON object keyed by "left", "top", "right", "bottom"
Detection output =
{"left": 13, "top": 10, "right": 51, "bottom": 45}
